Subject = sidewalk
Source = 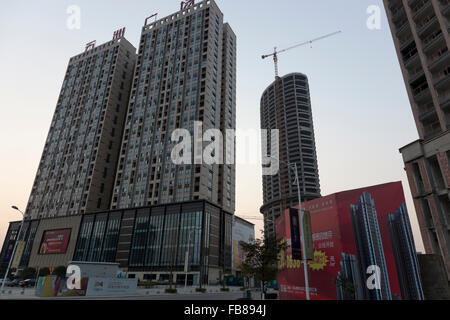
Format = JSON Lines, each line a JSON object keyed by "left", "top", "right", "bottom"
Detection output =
{"left": 0, "top": 286, "right": 260, "bottom": 300}
{"left": 135, "top": 285, "right": 244, "bottom": 295}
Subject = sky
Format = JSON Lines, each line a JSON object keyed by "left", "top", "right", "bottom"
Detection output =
{"left": 0, "top": 0, "right": 424, "bottom": 252}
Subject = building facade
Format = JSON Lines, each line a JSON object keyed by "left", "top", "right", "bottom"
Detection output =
{"left": 387, "top": 203, "right": 425, "bottom": 300}
{"left": 231, "top": 216, "right": 255, "bottom": 276}
{"left": 336, "top": 253, "right": 364, "bottom": 300}
{"left": 383, "top": 0, "right": 450, "bottom": 278}
{"left": 110, "top": 0, "right": 236, "bottom": 214}
{"left": 350, "top": 192, "right": 392, "bottom": 300}
{"left": 417, "top": 253, "right": 450, "bottom": 299}
{"left": 24, "top": 36, "right": 137, "bottom": 219}
{"left": 0, "top": 200, "right": 232, "bottom": 285}
{"left": 1, "top": 0, "right": 237, "bottom": 286}
{"left": 260, "top": 73, "right": 321, "bottom": 236}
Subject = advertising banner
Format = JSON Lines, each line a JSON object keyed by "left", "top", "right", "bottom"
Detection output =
{"left": 277, "top": 182, "right": 424, "bottom": 300}
{"left": 289, "top": 208, "right": 302, "bottom": 260}
{"left": 11, "top": 241, "right": 25, "bottom": 269}
{"left": 39, "top": 229, "right": 71, "bottom": 255}
{"left": 303, "top": 211, "right": 314, "bottom": 261}
{"left": 2, "top": 240, "right": 15, "bottom": 263}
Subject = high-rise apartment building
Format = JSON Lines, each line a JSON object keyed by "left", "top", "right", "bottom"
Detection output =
{"left": 110, "top": 0, "right": 236, "bottom": 213}
{"left": 24, "top": 36, "right": 137, "bottom": 220}
{"left": 384, "top": 0, "right": 450, "bottom": 278}
{"left": 1, "top": 1, "right": 236, "bottom": 284}
{"left": 351, "top": 192, "right": 392, "bottom": 300}
{"left": 260, "top": 73, "right": 321, "bottom": 235}
{"left": 388, "top": 203, "right": 425, "bottom": 300}
{"left": 336, "top": 253, "right": 364, "bottom": 300}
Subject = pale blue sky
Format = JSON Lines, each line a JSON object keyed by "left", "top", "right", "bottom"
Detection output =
{"left": 0, "top": 0, "right": 423, "bottom": 250}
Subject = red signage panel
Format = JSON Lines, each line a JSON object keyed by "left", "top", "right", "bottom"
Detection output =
{"left": 39, "top": 229, "right": 71, "bottom": 255}
{"left": 277, "top": 182, "right": 422, "bottom": 300}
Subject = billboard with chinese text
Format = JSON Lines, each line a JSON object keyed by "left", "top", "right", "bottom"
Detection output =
{"left": 277, "top": 182, "right": 423, "bottom": 300}
{"left": 38, "top": 229, "right": 71, "bottom": 255}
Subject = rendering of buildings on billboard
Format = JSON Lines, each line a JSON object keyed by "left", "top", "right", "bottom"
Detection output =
{"left": 276, "top": 181, "right": 424, "bottom": 300}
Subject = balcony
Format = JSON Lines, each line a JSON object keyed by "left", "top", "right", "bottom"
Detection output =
{"left": 423, "top": 31, "right": 444, "bottom": 53}
{"left": 417, "top": 16, "right": 439, "bottom": 38}
{"left": 392, "top": 5, "right": 406, "bottom": 24}
{"left": 400, "top": 37, "right": 415, "bottom": 52}
{"left": 423, "top": 125, "right": 443, "bottom": 140}
{"left": 434, "top": 73, "right": 450, "bottom": 90}
{"left": 419, "top": 107, "right": 437, "bottom": 121}
{"left": 429, "top": 49, "right": 450, "bottom": 71}
{"left": 404, "top": 52, "right": 420, "bottom": 69}
{"left": 414, "top": 86, "right": 431, "bottom": 103}
{"left": 440, "top": 95, "right": 450, "bottom": 110}
{"left": 396, "top": 20, "right": 410, "bottom": 37}
{"left": 408, "top": 69, "right": 425, "bottom": 83}
{"left": 412, "top": 0, "right": 432, "bottom": 20}
{"left": 440, "top": 2, "right": 450, "bottom": 17}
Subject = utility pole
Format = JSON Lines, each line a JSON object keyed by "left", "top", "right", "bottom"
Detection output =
{"left": 293, "top": 162, "right": 310, "bottom": 300}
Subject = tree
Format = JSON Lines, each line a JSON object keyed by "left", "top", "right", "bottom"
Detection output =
{"left": 334, "top": 274, "right": 357, "bottom": 300}
{"left": 239, "top": 234, "right": 287, "bottom": 299}
{"left": 18, "top": 267, "right": 37, "bottom": 280}
{"left": 38, "top": 267, "right": 50, "bottom": 277}
{"left": 52, "top": 266, "right": 67, "bottom": 278}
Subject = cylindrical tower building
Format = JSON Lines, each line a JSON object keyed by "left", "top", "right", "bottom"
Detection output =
{"left": 260, "top": 72, "right": 321, "bottom": 236}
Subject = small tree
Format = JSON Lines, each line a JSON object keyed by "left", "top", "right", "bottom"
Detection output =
{"left": 334, "top": 274, "right": 357, "bottom": 300}
{"left": 52, "top": 266, "right": 67, "bottom": 278}
{"left": 38, "top": 267, "right": 50, "bottom": 277}
{"left": 239, "top": 234, "right": 287, "bottom": 299}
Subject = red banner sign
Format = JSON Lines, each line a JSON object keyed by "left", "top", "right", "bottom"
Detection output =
{"left": 277, "top": 182, "right": 423, "bottom": 300}
{"left": 39, "top": 229, "right": 71, "bottom": 255}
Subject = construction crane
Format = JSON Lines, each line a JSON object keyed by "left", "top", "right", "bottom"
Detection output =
{"left": 262, "top": 31, "right": 342, "bottom": 79}
{"left": 259, "top": 31, "right": 342, "bottom": 234}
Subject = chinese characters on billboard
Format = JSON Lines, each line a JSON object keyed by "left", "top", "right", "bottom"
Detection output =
{"left": 277, "top": 182, "right": 424, "bottom": 300}
{"left": 39, "top": 229, "right": 71, "bottom": 255}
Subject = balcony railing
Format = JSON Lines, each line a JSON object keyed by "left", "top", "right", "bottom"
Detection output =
{"left": 429, "top": 48, "right": 450, "bottom": 71}
{"left": 419, "top": 107, "right": 437, "bottom": 121}
{"left": 423, "top": 31, "right": 444, "bottom": 52}
{"left": 412, "top": 0, "right": 432, "bottom": 19}
{"left": 423, "top": 126, "right": 443, "bottom": 140}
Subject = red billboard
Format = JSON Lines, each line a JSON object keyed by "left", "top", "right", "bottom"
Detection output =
{"left": 38, "top": 229, "right": 71, "bottom": 255}
{"left": 277, "top": 182, "right": 424, "bottom": 300}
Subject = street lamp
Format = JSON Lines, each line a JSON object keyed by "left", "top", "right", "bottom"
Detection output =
{"left": 266, "top": 156, "right": 311, "bottom": 300}
{"left": 0, "top": 206, "right": 25, "bottom": 296}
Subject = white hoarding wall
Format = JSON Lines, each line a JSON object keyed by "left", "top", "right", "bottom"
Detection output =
{"left": 86, "top": 278, "right": 138, "bottom": 296}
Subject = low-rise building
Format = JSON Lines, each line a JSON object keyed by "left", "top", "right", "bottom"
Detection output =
{"left": 0, "top": 200, "right": 232, "bottom": 286}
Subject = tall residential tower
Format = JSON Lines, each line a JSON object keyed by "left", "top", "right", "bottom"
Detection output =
{"left": 24, "top": 35, "right": 137, "bottom": 220}
{"left": 384, "top": 0, "right": 450, "bottom": 278}
{"left": 351, "top": 192, "right": 392, "bottom": 300}
{"left": 388, "top": 203, "right": 425, "bottom": 300}
{"left": 110, "top": 0, "right": 236, "bottom": 214}
{"left": 260, "top": 73, "right": 321, "bottom": 235}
